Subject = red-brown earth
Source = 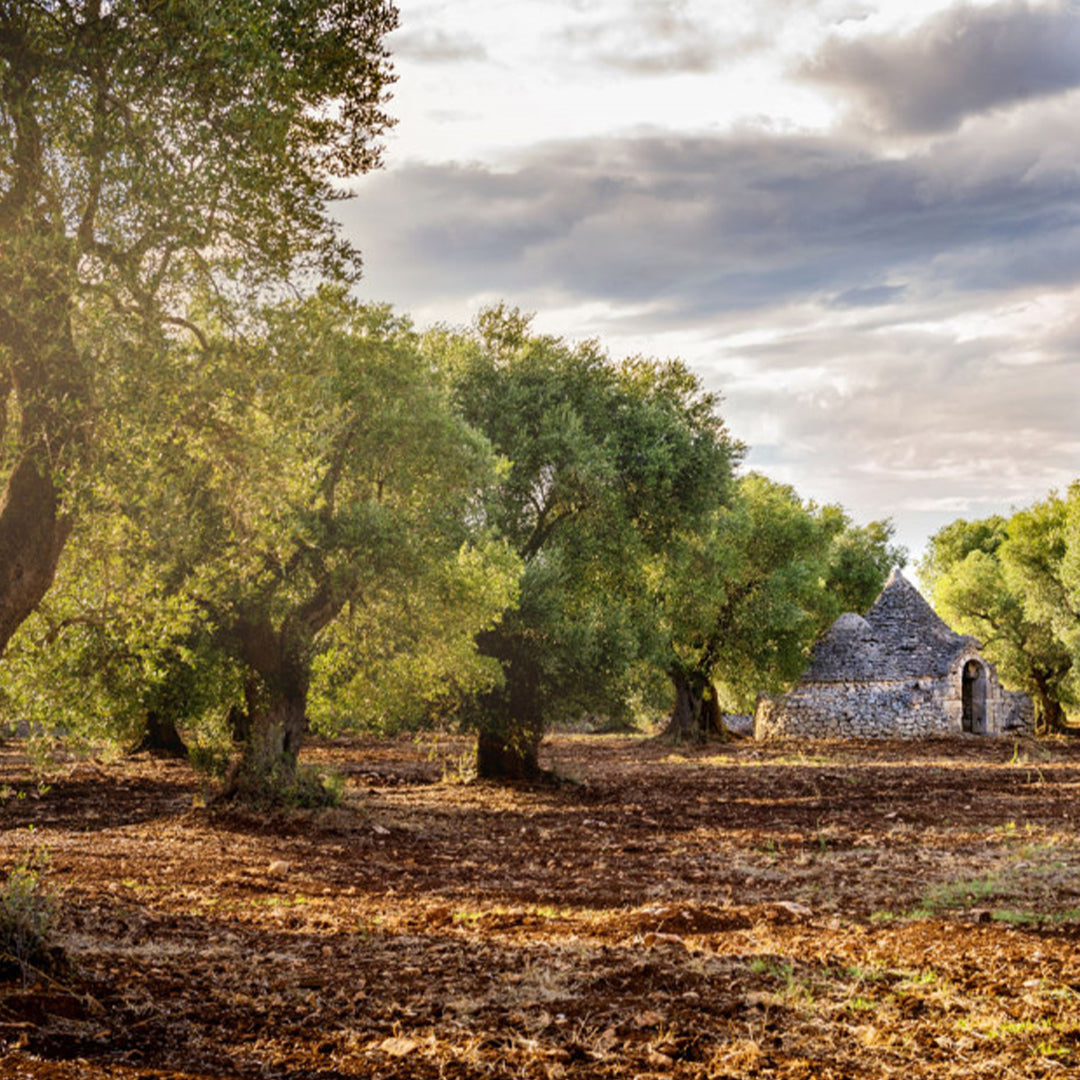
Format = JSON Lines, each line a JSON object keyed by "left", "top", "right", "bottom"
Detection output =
{"left": 1, "top": 733, "right": 1079, "bottom": 1078}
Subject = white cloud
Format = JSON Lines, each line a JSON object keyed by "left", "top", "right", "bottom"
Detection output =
{"left": 342, "top": 0, "right": 1080, "bottom": 556}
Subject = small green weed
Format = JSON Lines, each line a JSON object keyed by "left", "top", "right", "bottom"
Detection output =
{"left": 0, "top": 852, "right": 61, "bottom": 983}
{"left": 914, "top": 875, "right": 1003, "bottom": 916}
{"left": 991, "top": 909, "right": 1039, "bottom": 926}
{"left": 990, "top": 1020, "right": 1054, "bottom": 1038}
{"left": 898, "top": 968, "right": 941, "bottom": 988}
{"left": 1034, "top": 1040, "right": 1071, "bottom": 1059}
{"left": 757, "top": 839, "right": 782, "bottom": 859}
{"left": 839, "top": 964, "right": 890, "bottom": 984}
{"left": 189, "top": 743, "right": 231, "bottom": 780}
{"left": 846, "top": 996, "right": 877, "bottom": 1012}
{"left": 452, "top": 909, "right": 484, "bottom": 925}
{"left": 992, "top": 906, "right": 1080, "bottom": 926}
{"left": 749, "top": 956, "right": 782, "bottom": 976}
{"left": 747, "top": 956, "right": 814, "bottom": 1005}
{"left": 228, "top": 760, "right": 346, "bottom": 809}
{"left": 249, "top": 894, "right": 313, "bottom": 909}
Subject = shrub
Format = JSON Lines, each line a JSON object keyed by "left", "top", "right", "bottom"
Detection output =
{"left": 0, "top": 855, "right": 61, "bottom": 982}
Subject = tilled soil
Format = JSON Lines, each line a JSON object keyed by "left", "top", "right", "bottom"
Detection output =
{"left": 1, "top": 733, "right": 1079, "bottom": 1078}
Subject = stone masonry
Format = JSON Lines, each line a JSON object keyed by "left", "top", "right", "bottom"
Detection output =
{"left": 754, "top": 569, "right": 1033, "bottom": 739}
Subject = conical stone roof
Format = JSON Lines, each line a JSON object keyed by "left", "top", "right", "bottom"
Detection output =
{"left": 802, "top": 569, "right": 975, "bottom": 682}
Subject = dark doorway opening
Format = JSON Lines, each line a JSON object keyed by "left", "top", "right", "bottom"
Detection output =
{"left": 962, "top": 660, "right": 987, "bottom": 734}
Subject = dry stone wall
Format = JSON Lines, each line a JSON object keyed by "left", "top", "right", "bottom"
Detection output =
{"left": 756, "top": 678, "right": 952, "bottom": 739}
{"left": 755, "top": 664, "right": 1033, "bottom": 739}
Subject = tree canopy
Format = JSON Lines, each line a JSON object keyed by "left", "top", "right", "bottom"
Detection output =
{"left": 659, "top": 473, "right": 903, "bottom": 741}
{"left": 0, "top": 0, "right": 398, "bottom": 655}
{"left": 921, "top": 490, "right": 1079, "bottom": 732}
{"left": 430, "top": 307, "right": 741, "bottom": 777}
{"left": 4, "top": 290, "right": 516, "bottom": 799}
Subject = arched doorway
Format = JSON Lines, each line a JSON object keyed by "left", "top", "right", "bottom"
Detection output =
{"left": 962, "top": 660, "right": 987, "bottom": 734}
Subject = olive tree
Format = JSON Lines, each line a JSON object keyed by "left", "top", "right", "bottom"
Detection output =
{"left": 435, "top": 308, "right": 739, "bottom": 779}
{"left": 659, "top": 474, "right": 902, "bottom": 742}
{"left": 922, "top": 504, "right": 1077, "bottom": 732}
{"left": 6, "top": 291, "right": 517, "bottom": 799}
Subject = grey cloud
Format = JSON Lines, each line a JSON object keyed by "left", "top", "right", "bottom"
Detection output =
{"left": 341, "top": 114, "right": 1080, "bottom": 560}
{"left": 828, "top": 284, "right": 907, "bottom": 307}
{"left": 728, "top": 328, "right": 1080, "bottom": 557}
{"left": 347, "top": 114, "right": 1080, "bottom": 322}
{"left": 389, "top": 26, "right": 487, "bottom": 64}
{"left": 801, "top": 1, "right": 1080, "bottom": 133}
{"left": 603, "top": 40, "right": 723, "bottom": 76}
{"left": 560, "top": 0, "right": 746, "bottom": 75}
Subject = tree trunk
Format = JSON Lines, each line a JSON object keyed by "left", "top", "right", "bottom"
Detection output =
{"left": 135, "top": 710, "right": 188, "bottom": 758}
{"left": 472, "top": 626, "right": 552, "bottom": 781}
{"left": 0, "top": 453, "right": 71, "bottom": 656}
{"left": 662, "top": 667, "right": 728, "bottom": 744}
{"left": 221, "top": 676, "right": 311, "bottom": 803}
{"left": 1033, "top": 682, "right": 1067, "bottom": 736}
{"left": 221, "top": 619, "right": 316, "bottom": 802}
{"left": 476, "top": 725, "right": 545, "bottom": 781}
{"left": 242, "top": 685, "right": 308, "bottom": 780}
{"left": 0, "top": 67, "right": 87, "bottom": 656}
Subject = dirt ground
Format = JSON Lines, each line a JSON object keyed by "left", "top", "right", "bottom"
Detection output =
{"left": 1, "top": 732, "right": 1079, "bottom": 1079}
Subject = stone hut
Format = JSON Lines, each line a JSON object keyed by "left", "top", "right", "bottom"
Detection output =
{"left": 754, "top": 569, "right": 1033, "bottom": 739}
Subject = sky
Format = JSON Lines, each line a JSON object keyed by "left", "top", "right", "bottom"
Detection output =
{"left": 339, "top": 0, "right": 1080, "bottom": 566}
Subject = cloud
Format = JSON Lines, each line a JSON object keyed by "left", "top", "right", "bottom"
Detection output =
{"left": 340, "top": 86, "right": 1080, "bottom": 556}
{"left": 389, "top": 26, "right": 487, "bottom": 64}
{"left": 730, "top": 317, "right": 1080, "bottom": 557}
{"left": 560, "top": 0, "right": 746, "bottom": 75}
{"left": 828, "top": 284, "right": 907, "bottom": 308}
{"left": 801, "top": 0, "right": 1080, "bottom": 133}
{"left": 346, "top": 107, "right": 1080, "bottom": 322}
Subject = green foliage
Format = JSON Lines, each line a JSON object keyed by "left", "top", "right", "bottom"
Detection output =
{"left": 0, "top": 0, "right": 397, "bottom": 294}
{"left": 4, "top": 290, "right": 518, "bottom": 790}
{"left": 309, "top": 539, "right": 519, "bottom": 736}
{"left": 225, "top": 761, "right": 346, "bottom": 810}
{"left": 824, "top": 517, "right": 905, "bottom": 616}
{"left": 661, "top": 472, "right": 903, "bottom": 716}
{"left": 1006, "top": 486, "right": 1080, "bottom": 673}
{"left": 920, "top": 492, "right": 1078, "bottom": 730}
{"left": 0, "top": 0, "right": 399, "bottom": 655}
{"left": 0, "top": 853, "right": 59, "bottom": 982}
{"left": 188, "top": 742, "right": 233, "bottom": 783}
{"left": 0, "top": 504, "right": 239, "bottom": 752}
{"left": 433, "top": 307, "right": 740, "bottom": 773}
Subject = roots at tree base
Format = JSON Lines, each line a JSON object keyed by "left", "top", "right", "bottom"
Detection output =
{"left": 476, "top": 727, "right": 552, "bottom": 781}
{"left": 134, "top": 712, "right": 188, "bottom": 759}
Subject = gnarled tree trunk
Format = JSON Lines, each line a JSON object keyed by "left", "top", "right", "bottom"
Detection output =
{"left": 473, "top": 627, "right": 550, "bottom": 781}
{"left": 135, "top": 710, "right": 188, "bottom": 758}
{"left": 0, "top": 454, "right": 71, "bottom": 654}
{"left": 223, "top": 672, "right": 311, "bottom": 802}
{"left": 242, "top": 682, "right": 308, "bottom": 781}
{"left": 221, "top": 619, "right": 313, "bottom": 801}
{"left": 476, "top": 724, "right": 545, "bottom": 781}
{"left": 0, "top": 192, "right": 87, "bottom": 656}
{"left": 1033, "top": 681, "right": 1068, "bottom": 736}
{"left": 662, "top": 666, "right": 729, "bottom": 744}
